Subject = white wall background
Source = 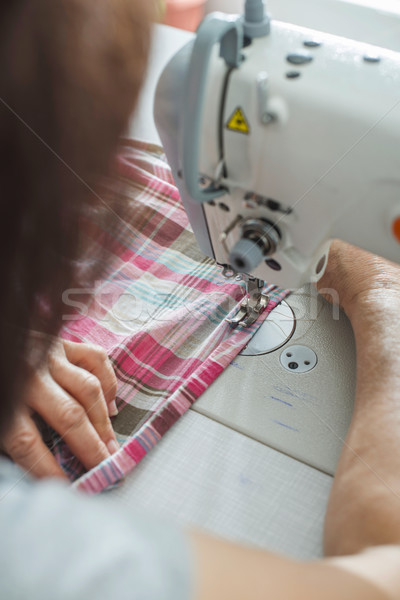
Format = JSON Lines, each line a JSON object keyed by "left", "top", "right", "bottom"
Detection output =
{"left": 204, "top": 0, "right": 400, "bottom": 51}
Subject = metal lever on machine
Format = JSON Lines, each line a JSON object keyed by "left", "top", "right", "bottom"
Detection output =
{"left": 182, "top": 2, "right": 270, "bottom": 205}
{"left": 182, "top": 14, "right": 244, "bottom": 204}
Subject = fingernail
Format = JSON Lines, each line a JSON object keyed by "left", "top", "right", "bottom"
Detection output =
{"left": 109, "top": 400, "right": 119, "bottom": 417}
{"left": 107, "top": 439, "right": 120, "bottom": 455}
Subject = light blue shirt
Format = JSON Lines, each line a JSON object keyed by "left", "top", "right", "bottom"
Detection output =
{"left": 0, "top": 459, "right": 192, "bottom": 600}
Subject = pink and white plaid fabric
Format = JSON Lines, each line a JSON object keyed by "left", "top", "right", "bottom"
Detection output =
{"left": 52, "top": 140, "right": 290, "bottom": 494}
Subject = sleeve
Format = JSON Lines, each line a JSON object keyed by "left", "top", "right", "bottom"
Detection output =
{"left": 0, "top": 462, "right": 193, "bottom": 600}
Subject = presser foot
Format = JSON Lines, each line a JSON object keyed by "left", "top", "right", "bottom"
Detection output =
{"left": 227, "top": 277, "right": 269, "bottom": 328}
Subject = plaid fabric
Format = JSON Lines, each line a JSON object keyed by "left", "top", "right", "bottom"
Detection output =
{"left": 54, "top": 140, "right": 290, "bottom": 494}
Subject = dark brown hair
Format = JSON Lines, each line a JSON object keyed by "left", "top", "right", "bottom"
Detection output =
{"left": 0, "top": 0, "right": 153, "bottom": 437}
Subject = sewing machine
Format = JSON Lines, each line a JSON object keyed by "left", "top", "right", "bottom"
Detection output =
{"left": 155, "top": 0, "right": 400, "bottom": 326}
{"left": 111, "top": 3, "right": 400, "bottom": 560}
{"left": 151, "top": 0, "right": 399, "bottom": 475}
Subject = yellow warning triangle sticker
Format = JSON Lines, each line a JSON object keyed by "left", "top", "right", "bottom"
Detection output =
{"left": 226, "top": 107, "right": 250, "bottom": 135}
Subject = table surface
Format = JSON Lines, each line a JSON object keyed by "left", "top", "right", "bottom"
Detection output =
{"left": 109, "top": 24, "right": 340, "bottom": 560}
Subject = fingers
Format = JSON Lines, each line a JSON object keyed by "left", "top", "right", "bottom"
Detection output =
{"left": 29, "top": 375, "right": 118, "bottom": 471}
{"left": 2, "top": 409, "right": 66, "bottom": 479}
{"left": 48, "top": 357, "right": 119, "bottom": 455}
{"left": 62, "top": 341, "right": 118, "bottom": 416}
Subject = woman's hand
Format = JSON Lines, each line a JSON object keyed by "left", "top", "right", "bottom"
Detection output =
{"left": 2, "top": 340, "right": 119, "bottom": 479}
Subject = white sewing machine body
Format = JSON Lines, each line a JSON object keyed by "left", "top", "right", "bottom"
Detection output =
{"left": 117, "top": 12, "right": 400, "bottom": 559}
{"left": 155, "top": 12, "right": 400, "bottom": 291}
{"left": 151, "top": 5, "right": 399, "bottom": 476}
